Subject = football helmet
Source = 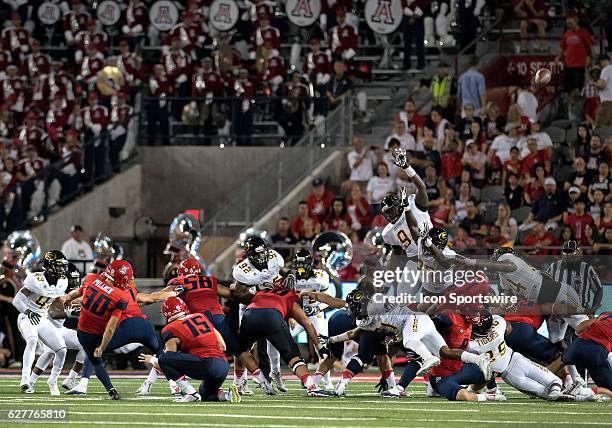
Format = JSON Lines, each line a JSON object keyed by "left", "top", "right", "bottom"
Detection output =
{"left": 243, "top": 236, "right": 269, "bottom": 271}
{"left": 346, "top": 289, "right": 369, "bottom": 320}
{"left": 293, "top": 249, "right": 313, "bottom": 279}
{"left": 381, "top": 193, "right": 404, "bottom": 224}
{"left": 42, "top": 250, "right": 69, "bottom": 277}
{"left": 105, "top": 260, "right": 134, "bottom": 290}
{"left": 67, "top": 263, "right": 81, "bottom": 291}
{"left": 491, "top": 246, "right": 516, "bottom": 261}
{"left": 471, "top": 310, "right": 494, "bottom": 337}
{"left": 429, "top": 227, "right": 449, "bottom": 250}
{"left": 178, "top": 258, "right": 202, "bottom": 277}
{"left": 162, "top": 296, "right": 189, "bottom": 322}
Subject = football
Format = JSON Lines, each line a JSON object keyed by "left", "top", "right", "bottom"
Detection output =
{"left": 534, "top": 67, "right": 552, "bottom": 86}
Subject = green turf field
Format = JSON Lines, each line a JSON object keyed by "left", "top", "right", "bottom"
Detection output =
{"left": 0, "top": 377, "right": 610, "bottom": 427}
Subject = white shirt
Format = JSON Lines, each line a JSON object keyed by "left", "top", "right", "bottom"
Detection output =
{"left": 517, "top": 132, "right": 553, "bottom": 157}
{"left": 599, "top": 64, "right": 612, "bottom": 102}
{"left": 366, "top": 176, "right": 395, "bottom": 204}
{"left": 61, "top": 238, "right": 94, "bottom": 261}
{"left": 384, "top": 132, "right": 416, "bottom": 151}
{"left": 490, "top": 134, "right": 517, "bottom": 163}
{"left": 347, "top": 148, "right": 374, "bottom": 181}
{"left": 517, "top": 90, "right": 538, "bottom": 121}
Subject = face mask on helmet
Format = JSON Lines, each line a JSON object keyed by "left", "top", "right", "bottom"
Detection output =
{"left": 491, "top": 246, "right": 516, "bottom": 261}
{"left": 470, "top": 311, "right": 493, "bottom": 337}
{"left": 346, "top": 289, "right": 369, "bottom": 320}
{"left": 293, "top": 250, "right": 313, "bottom": 279}
{"left": 381, "top": 195, "right": 403, "bottom": 224}
{"left": 249, "top": 246, "right": 268, "bottom": 270}
{"left": 43, "top": 250, "right": 69, "bottom": 277}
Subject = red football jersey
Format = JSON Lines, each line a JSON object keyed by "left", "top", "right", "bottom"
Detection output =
{"left": 429, "top": 311, "right": 472, "bottom": 377}
{"left": 248, "top": 287, "right": 298, "bottom": 320}
{"left": 171, "top": 274, "right": 224, "bottom": 316}
{"left": 78, "top": 274, "right": 129, "bottom": 334}
{"left": 504, "top": 300, "right": 544, "bottom": 330}
{"left": 161, "top": 313, "right": 226, "bottom": 360}
{"left": 119, "top": 283, "right": 145, "bottom": 323}
{"left": 580, "top": 312, "right": 612, "bottom": 352}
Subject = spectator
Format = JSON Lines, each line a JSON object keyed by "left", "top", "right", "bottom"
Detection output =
{"left": 411, "top": 131, "right": 442, "bottom": 177}
{"left": 505, "top": 173, "right": 524, "bottom": 210}
{"left": 461, "top": 140, "right": 486, "bottom": 188}
{"left": 402, "top": 1, "right": 426, "bottom": 71}
{"left": 440, "top": 139, "right": 462, "bottom": 188}
{"left": 560, "top": 225, "right": 575, "bottom": 243}
{"left": 326, "top": 60, "right": 353, "bottom": 114}
{"left": 565, "top": 156, "right": 590, "bottom": 193}
{"left": 588, "top": 161, "right": 611, "bottom": 200}
{"left": 596, "top": 201, "right": 612, "bottom": 234}
{"left": 582, "top": 135, "right": 609, "bottom": 176}
{"left": 520, "top": 137, "right": 546, "bottom": 180}
{"left": 457, "top": 104, "right": 482, "bottom": 141}
{"left": 58, "top": 129, "right": 82, "bottom": 202}
{"left": 495, "top": 203, "right": 518, "bottom": 244}
{"left": 483, "top": 225, "right": 506, "bottom": 248}
{"left": 458, "top": 55, "right": 486, "bottom": 113}
{"left": 367, "top": 163, "right": 395, "bottom": 213}
{"left": 517, "top": 120, "right": 553, "bottom": 165}
{"left": 231, "top": 69, "right": 255, "bottom": 146}
{"left": 452, "top": 181, "right": 472, "bottom": 222}
{"left": 583, "top": 66, "right": 600, "bottom": 126}
{"left": 396, "top": 98, "right": 424, "bottom": 139}
{"left": 564, "top": 186, "right": 583, "bottom": 215}
{"left": 555, "top": 12, "right": 594, "bottom": 95}
{"left": 60, "top": 224, "right": 94, "bottom": 273}
{"left": 594, "top": 227, "right": 612, "bottom": 255}
{"left": 516, "top": 83, "right": 538, "bottom": 121}
{"left": 573, "top": 123, "right": 591, "bottom": 158}
{"left": 506, "top": 103, "right": 530, "bottom": 132}
{"left": 432, "top": 187, "right": 456, "bottom": 227}
{"left": 424, "top": 165, "right": 446, "bottom": 208}
{"left": 346, "top": 136, "right": 374, "bottom": 187}
{"left": 297, "top": 217, "right": 317, "bottom": 246}
{"left": 440, "top": 123, "right": 461, "bottom": 153}
{"left": 308, "top": 178, "right": 335, "bottom": 224}
{"left": 459, "top": 197, "right": 487, "bottom": 238}
{"left": 453, "top": 226, "right": 477, "bottom": 250}
{"left": 109, "top": 92, "right": 133, "bottom": 173}
{"left": 121, "top": 0, "right": 147, "bottom": 49}
{"left": 483, "top": 101, "right": 506, "bottom": 140}
{"left": 564, "top": 198, "right": 594, "bottom": 245}
{"left": 384, "top": 121, "right": 415, "bottom": 151}
{"left": 270, "top": 217, "right": 297, "bottom": 260}
{"left": 429, "top": 61, "right": 457, "bottom": 120}
{"left": 514, "top": 0, "right": 547, "bottom": 52}
{"left": 583, "top": 222, "right": 598, "bottom": 250}
{"left": 81, "top": 91, "right": 109, "bottom": 184}
{"left": 521, "top": 221, "right": 556, "bottom": 255}
{"left": 522, "top": 177, "right": 563, "bottom": 229}
{"left": 502, "top": 147, "right": 522, "bottom": 187}
{"left": 589, "top": 189, "right": 606, "bottom": 223}
{"left": 337, "top": 219, "right": 358, "bottom": 243}
{"left": 16, "top": 145, "right": 60, "bottom": 220}
{"left": 329, "top": 7, "right": 357, "bottom": 62}
{"left": 595, "top": 53, "right": 612, "bottom": 126}
{"left": 291, "top": 200, "right": 321, "bottom": 239}
{"left": 429, "top": 107, "right": 450, "bottom": 143}
{"left": 489, "top": 123, "right": 520, "bottom": 184}
{"left": 147, "top": 64, "right": 172, "bottom": 146}
{"left": 324, "top": 198, "right": 351, "bottom": 231}
{"left": 383, "top": 139, "right": 402, "bottom": 180}
{"left": 346, "top": 183, "right": 371, "bottom": 240}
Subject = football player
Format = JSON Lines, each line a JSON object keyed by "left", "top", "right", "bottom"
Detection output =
{"left": 29, "top": 263, "right": 85, "bottom": 392}
{"left": 62, "top": 263, "right": 131, "bottom": 399}
{"left": 150, "top": 258, "right": 275, "bottom": 395}
{"left": 65, "top": 260, "right": 173, "bottom": 397}
{"left": 139, "top": 296, "right": 241, "bottom": 403}
{"left": 231, "top": 236, "right": 285, "bottom": 394}
{"left": 12, "top": 250, "right": 70, "bottom": 395}
{"left": 418, "top": 227, "right": 456, "bottom": 299}
{"left": 237, "top": 273, "right": 332, "bottom": 397}
{"left": 289, "top": 249, "right": 334, "bottom": 389}
{"left": 468, "top": 310, "right": 574, "bottom": 400}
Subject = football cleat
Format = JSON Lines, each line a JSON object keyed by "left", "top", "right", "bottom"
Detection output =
{"left": 395, "top": 385, "right": 410, "bottom": 397}
{"left": 381, "top": 386, "right": 401, "bottom": 398}
{"left": 23, "top": 384, "right": 35, "bottom": 394}
{"left": 416, "top": 357, "right": 441, "bottom": 377}
{"left": 588, "top": 394, "right": 611, "bottom": 402}
{"left": 252, "top": 376, "right": 261, "bottom": 388}
{"left": 426, "top": 382, "right": 440, "bottom": 397}
{"left": 48, "top": 380, "right": 60, "bottom": 396}
{"left": 485, "top": 388, "right": 507, "bottom": 401}
{"left": 65, "top": 384, "right": 87, "bottom": 395}
{"left": 477, "top": 354, "right": 493, "bottom": 381}
{"left": 563, "top": 382, "right": 583, "bottom": 397}
{"left": 20, "top": 383, "right": 31, "bottom": 393}
{"left": 271, "top": 372, "right": 287, "bottom": 393}
{"left": 237, "top": 382, "right": 253, "bottom": 395}
{"left": 135, "top": 381, "right": 153, "bottom": 396}
{"left": 108, "top": 388, "right": 120, "bottom": 400}
{"left": 174, "top": 392, "right": 201, "bottom": 402}
{"left": 260, "top": 379, "right": 277, "bottom": 395}
{"left": 229, "top": 384, "right": 241, "bottom": 403}
{"left": 169, "top": 380, "right": 182, "bottom": 396}
{"left": 61, "top": 378, "right": 77, "bottom": 391}
{"left": 547, "top": 390, "right": 575, "bottom": 401}
{"left": 307, "top": 388, "right": 333, "bottom": 397}
{"left": 334, "top": 381, "right": 347, "bottom": 397}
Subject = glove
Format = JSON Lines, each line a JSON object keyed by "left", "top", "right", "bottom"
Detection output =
{"left": 392, "top": 148, "right": 409, "bottom": 169}
{"left": 399, "top": 186, "right": 410, "bottom": 208}
{"left": 316, "top": 335, "right": 330, "bottom": 359}
{"left": 303, "top": 306, "right": 320, "bottom": 317}
{"left": 284, "top": 273, "right": 296, "bottom": 290}
{"left": 256, "top": 282, "right": 273, "bottom": 292}
{"left": 375, "top": 376, "right": 388, "bottom": 393}
{"left": 65, "top": 306, "right": 81, "bottom": 318}
{"left": 26, "top": 310, "right": 41, "bottom": 325}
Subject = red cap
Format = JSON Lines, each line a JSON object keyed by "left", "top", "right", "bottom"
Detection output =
{"left": 105, "top": 259, "right": 134, "bottom": 290}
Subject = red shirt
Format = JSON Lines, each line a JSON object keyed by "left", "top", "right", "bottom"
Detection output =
{"left": 248, "top": 287, "right": 298, "bottom": 320}
{"left": 170, "top": 274, "right": 223, "bottom": 316}
{"left": 119, "top": 283, "right": 145, "bottom": 323}
{"left": 521, "top": 232, "right": 557, "bottom": 255}
{"left": 307, "top": 191, "right": 335, "bottom": 223}
{"left": 504, "top": 300, "right": 544, "bottom": 329}
{"left": 441, "top": 152, "right": 462, "bottom": 180}
{"left": 580, "top": 312, "right": 612, "bottom": 352}
{"left": 78, "top": 274, "right": 129, "bottom": 334}
{"left": 429, "top": 311, "right": 472, "bottom": 377}
{"left": 291, "top": 215, "right": 319, "bottom": 237}
{"left": 521, "top": 153, "right": 545, "bottom": 175}
{"left": 560, "top": 28, "right": 594, "bottom": 68}
{"left": 564, "top": 213, "right": 594, "bottom": 245}
{"left": 161, "top": 313, "right": 226, "bottom": 359}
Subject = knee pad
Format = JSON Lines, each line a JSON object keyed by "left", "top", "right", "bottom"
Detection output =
{"left": 290, "top": 358, "right": 306, "bottom": 373}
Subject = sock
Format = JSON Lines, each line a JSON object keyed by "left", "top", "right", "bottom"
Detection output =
{"left": 145, "top": 367, "right": 158, "bottom": 384}
{"left": 30, "top": 373, "right": 40, "bottom": 385}
{"left": 383, "top": 370, "right": 396, "bottom": 389}
{"left": 49, "top": 348, "right": 67, "bottom": 384}
{"left": 300, "top": 374, "right": 314, "bottom": 389}
{"left": 399, "top": 360, "right": 420, "bottom": 388}
{"left": 178, "top": 379, "right": 196, "bottom": 394}
{"left": 564, "top": 374, "right": 573, "bottom": 389}
{"left": 312, "top": 372, "right": 324, "bottom": 386}
{"left": 67, "top": 370, "right": 78, "bottom": 381}
{"left": 341, "top": 370, "right": 354, "bottom": 383}
{"left": 476, "top": 393, "right": 488, "bottom": 402}
{"left": 233, "top": 369, "right": 245, "bottom": 385}
{"left": 252, "top": 369, "right": 267, "bottom": 385}
{"left": 267, "top": 343, "right": 281, "bottom": 373}
{"left": 323, "top": 371, "right": 332, "bottom": 385}
{"left": 79, "top": 377, "right": 89, "bottom": 388}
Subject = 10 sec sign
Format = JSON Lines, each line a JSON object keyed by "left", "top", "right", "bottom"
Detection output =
{"left": 506, "top": 56, "right": 564, "bottom": 82}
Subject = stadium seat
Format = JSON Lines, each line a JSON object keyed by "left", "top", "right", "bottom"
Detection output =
{"left": 511, "top": 206, "right": 532, "bottom": 223}
{"left": 543, "top": 126, "right": 566, "bottom": 144}
{"left": 480, "top": 186, "right": 505, "bottom": 202}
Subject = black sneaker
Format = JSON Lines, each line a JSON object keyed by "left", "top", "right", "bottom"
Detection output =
{"left": 109, "top": 388, "right": 121, "bottom": 400}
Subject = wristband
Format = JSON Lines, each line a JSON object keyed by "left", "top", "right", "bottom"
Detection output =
{"left": 150, "top": 356, "right": 158, "bottom": 367}
{"left": 405, "top": 165, "right": 416, "bottom": 178}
